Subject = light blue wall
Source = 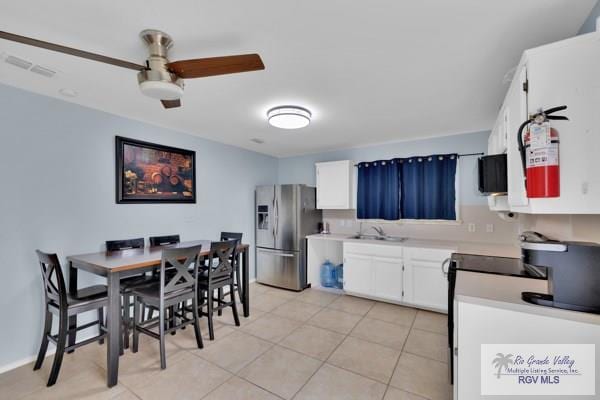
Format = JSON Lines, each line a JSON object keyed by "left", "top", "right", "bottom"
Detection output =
{"left": 278, "top": 131, "right": 490, "bottom": 206}
{"left": 578, "top": 0, "right": 600, "bottom": 34}
{"left": 0, "top": 84, "right": 278, "bottom": 368}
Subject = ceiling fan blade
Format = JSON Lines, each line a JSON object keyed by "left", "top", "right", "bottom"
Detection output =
{"left": 161, "top": 99, "right": 181, "bottom": 109}
{"left": 167, "top": 54, "right": 264, "bottom": 79}
{"left": 0, "top": 31, "right": 145, "bottom": 71}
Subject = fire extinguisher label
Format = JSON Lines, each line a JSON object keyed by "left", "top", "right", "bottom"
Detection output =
{"left": 527, "top": 146, "right": 558, "bottom": 167}
{"left": 529, "top": 123, "right": 551, "bottom": 149}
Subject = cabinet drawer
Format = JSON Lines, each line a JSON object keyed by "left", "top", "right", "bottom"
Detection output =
{"left": 344, "top": 242, "right": 403, "bottom": 258}
{"left": 405, "top": 246, "right": 454, "bottom": 263}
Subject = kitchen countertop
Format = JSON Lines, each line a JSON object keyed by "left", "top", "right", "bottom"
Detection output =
{"left": 306, "top": 233, "right": 520, "bottom": 258}
{"left": 456, "top": 270, "right": 600, "bottom": 325}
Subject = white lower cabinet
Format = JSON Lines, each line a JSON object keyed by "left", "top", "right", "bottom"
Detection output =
{"left": 343, "top": 242, "right": 403, "bottom": 302}
{"left": 343, "top": 253, "right": 373, "bottom": 295}
{"left": 343, "top": 242, "right": 453, "bottom": 312}
{"left": 373, "top": 256, "right": 404, "bottom": 302}
{"left": 404, "top": 247, "right": 453, "bottom": 312}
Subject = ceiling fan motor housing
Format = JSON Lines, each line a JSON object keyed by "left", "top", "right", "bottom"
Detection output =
{"left": 137, "top": 29, "right": 184, "bottom": 100}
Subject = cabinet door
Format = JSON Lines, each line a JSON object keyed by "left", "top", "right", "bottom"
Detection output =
{"left": 343, "top": 254, "right": 373, "bottom": 295}
{"left": 316, "top": 160, "right": 352, "bottom": 209}
{"left": 373, "top": 256, "right": 403, "bottom": 302}
{"left": 405, "top": 259, "right": 448, "bottom": 311}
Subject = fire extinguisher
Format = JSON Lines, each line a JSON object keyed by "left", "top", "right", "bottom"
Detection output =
{"left": 517, "top": 105, "right": 568, "bottom": 198}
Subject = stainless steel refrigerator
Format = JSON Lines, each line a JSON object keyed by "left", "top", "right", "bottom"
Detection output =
{"left": 255, "top": 184, "right": 322, "bottom": 291}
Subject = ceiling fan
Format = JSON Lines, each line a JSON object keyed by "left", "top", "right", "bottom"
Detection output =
{"left": 0, "top": 29, "right": 265, "bottom": 109}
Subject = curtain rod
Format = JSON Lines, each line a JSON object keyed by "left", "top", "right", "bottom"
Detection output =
{"left": 353, "top": 152, "right": 484, "bottom": 166}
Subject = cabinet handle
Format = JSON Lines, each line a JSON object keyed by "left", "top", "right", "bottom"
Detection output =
{"left": 441, "top": 258, "right": 451, "bottom": 277}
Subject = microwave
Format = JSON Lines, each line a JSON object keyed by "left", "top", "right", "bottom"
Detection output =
{"left": 478, "top": 154, "right": 508, "bottom": 195}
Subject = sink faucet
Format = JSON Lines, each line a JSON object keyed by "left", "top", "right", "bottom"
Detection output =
{"left": 371, "top": 225, "right": 386, "bottom": 237}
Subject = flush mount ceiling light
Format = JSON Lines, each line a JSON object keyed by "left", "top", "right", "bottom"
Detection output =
{"left": 267, "top": 106, "right": 311, "bottom": 129}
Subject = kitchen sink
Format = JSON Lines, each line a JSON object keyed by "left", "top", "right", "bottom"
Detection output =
{"left": 347, "top": 234, "right": 407, "bottom": 242}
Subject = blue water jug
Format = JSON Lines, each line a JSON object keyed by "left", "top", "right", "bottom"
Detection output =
{"left": 320, "top": 260, "right": 336, "bottom": 288}
{"left": 334, "top": 264, "right": 344, "bottom": 289}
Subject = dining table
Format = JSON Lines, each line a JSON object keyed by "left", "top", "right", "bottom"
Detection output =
{"left": 66, "top": 240, "right": 250, "bottom": 387}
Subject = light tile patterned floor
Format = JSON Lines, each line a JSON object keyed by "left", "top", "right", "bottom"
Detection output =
{"left": 1, "top": 283, "right": 451, "bottom": 400}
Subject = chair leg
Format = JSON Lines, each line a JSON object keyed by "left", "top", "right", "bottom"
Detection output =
{"left": 169, "top": 306, "right": 176, "bottom": 335}
{"left": 207, "top": 288, "right": 215, "bottom": 340}
{"left": 235, "top": 263, "right": 243, "bottom": 302}
{"left": 123, "top": 294, "right": 131, "bottom": 349}
{"left": 180, "top": 302, "right": 186, "bottom": 330}
{"left": 132, "top": 297, "right": 140, "bottom": 353}
{"left": 34, "top": 309, "right": 53, "bottom": 370}
{"left": 192, "top": 295, "right": 204, "bottom": 349}
{"left": 217, "top": 288, "right": 223, "bottom": 316}
{"left": 98, "top": 307, "right": 104, "bottom": 345}
{"left": 159, "top": 307, "right": 167, "bottom": 369}
{"left": 230, "top": 284, "right": 240, "bottom": 327}
{"left": 47, "top": 311, "right": 68, "bottom": 386}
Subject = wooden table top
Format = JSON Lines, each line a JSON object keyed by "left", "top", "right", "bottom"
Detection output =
{"left": 67, "top": 240, "right": 249, "bottom": 273}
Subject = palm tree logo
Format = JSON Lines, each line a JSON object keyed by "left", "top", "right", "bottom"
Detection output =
{"left": 492, "top": 353, "right": 514, "bottom": 378}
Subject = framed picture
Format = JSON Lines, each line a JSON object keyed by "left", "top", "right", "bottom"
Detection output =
{"left": 116, "top": 136, "right": 196, "bottom": 203}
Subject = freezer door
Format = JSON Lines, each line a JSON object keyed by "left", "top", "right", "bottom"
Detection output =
{"left": 274, "top": 185, "right": 298, "bottom": 251}
{"left": 255, "top": 185, "right": 275, "bottom": 249}
{"left": 256, "top": 248, "right": 302, "bottom": 290}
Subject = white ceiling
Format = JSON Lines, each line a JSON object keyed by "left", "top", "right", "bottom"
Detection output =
{"left": 0, "top": 0, "right": 595, "bottom": 157}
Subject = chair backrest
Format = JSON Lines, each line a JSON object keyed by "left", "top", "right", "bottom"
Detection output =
{"left": 207, "top": 240, "right": 238, "bottom": 281}
{"left": 149, "top": 234, "right": 180, "bottom": 247}
{"left": 35, "top": 250, "right": 67, "bottom": 308}
{"left": 106, "top": 238, "right": 144, "bottom": 252}
{"left": 160, "top": 245, "right": 202, "bottom": 298}
{"left": 220, "top": 232, "right": 243, "bottom": 242}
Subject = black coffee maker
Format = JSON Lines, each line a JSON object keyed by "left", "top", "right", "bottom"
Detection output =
{"left": 521, "top": 232, "right": 600, "bottom": 313}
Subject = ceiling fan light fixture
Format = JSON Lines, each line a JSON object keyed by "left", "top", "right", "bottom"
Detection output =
{"left": 138, "top": 80, "right": 183, "bottom": 100}
{"left": 267, "top": 106, "right": 311, "bottom": 129}
{"left": 137, "top": 69, "right": 184, "bottom": 100}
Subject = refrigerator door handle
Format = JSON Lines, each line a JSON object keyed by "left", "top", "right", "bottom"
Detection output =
{"left": 271, "top": 192, "right": 276, "bottom": 239}
{"left": 259, "top": 249, "right": 295, "bottom": 257}
{"left": 275, "top": 197, "right": 279, "bottom": 238}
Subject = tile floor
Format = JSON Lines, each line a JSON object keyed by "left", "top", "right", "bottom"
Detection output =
{"left": 1, "top": 283, "right": 452, "bottom": 400}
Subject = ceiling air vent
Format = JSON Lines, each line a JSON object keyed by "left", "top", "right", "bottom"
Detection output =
{"left": 5, "top": 55, "right": 32, "bottom": 70}
{"left": 30, "top": 65, "right": 56, "bottom": 78}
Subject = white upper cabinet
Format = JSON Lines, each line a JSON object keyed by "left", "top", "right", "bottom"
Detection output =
{"left": 315, "top": 160, "right": 354, "bottom": 209}
{"left": 490, "top": 32, "right": 600, "bottom": 214}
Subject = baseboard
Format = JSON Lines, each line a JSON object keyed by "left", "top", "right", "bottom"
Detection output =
{"left": 0, "top": 281, "right": 258, "bottom": 375}
{"left": 0, "top": 331, "right": 97, "bottom": 375}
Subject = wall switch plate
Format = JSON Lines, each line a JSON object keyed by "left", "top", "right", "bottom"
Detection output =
{"left": 468, "top": 223, "right": 476, "bottom": 233}
{"left": 486, "top": 224, "right": 494, "bottom": 233}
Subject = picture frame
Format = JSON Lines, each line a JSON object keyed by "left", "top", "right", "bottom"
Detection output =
{"left": 115, "top": 136, "right": 196, "bottom": 204}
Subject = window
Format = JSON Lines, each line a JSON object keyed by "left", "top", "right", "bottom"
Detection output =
{"left": 357, "top": 154, "right": 458, "bottom": 221}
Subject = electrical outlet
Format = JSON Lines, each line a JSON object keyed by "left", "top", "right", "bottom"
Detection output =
{"left": 467, "top": 223, "right": 476, "bottom": 233}
{"left": 486, "top": 223, "right": 494, "bottom": 233}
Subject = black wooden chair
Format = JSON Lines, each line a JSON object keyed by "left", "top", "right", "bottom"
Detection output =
{"left": 218, "top": 232, "right": 243, "bottom": 315}
{"left": 220, "top": 232, "right": 243, "bottom": 296}
{"left": 132, "top": 245, "right": 204, "bottom": 369}
{"left": 149, "top": 234, "right": 180, "bottom": 247}
{"left": 147, "top": 235, "right": 181, "bottom": 327}
{"left": 198, "top": 240, "right": 240, "bottom": 340}
{"left": 106, "top": 238, "right": 155, "bottom": 350}
{"left": 34, "top": 250, "right": 107, "bottom": 386}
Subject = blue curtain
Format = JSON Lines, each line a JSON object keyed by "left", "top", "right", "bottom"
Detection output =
{"left": 356, "top": 160, "right": 400, "bottom": 220}
{"left": 400, "top": 154, "right": 457, "bottom": 220}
